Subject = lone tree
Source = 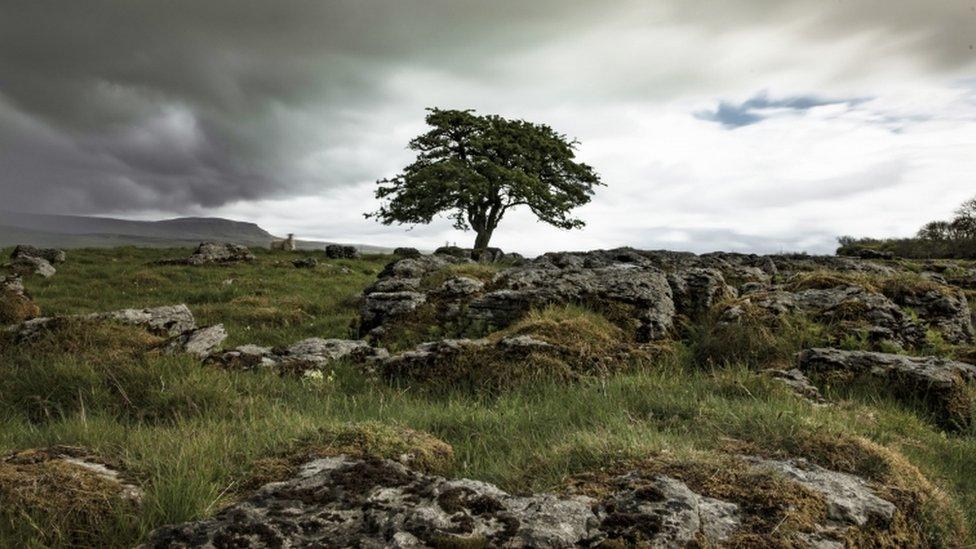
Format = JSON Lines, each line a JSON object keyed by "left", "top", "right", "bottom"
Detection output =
{"left": 367, "top": 108, "right": 602, "bottom": 256}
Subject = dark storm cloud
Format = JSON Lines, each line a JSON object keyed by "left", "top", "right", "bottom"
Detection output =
{"left": 695, "top": 92, "right": 868, "bottom": 128}
{"left": 0, "top": 0, "right": 973, "bottom": 214}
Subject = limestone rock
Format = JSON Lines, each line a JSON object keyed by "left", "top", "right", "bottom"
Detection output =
{"left": 0, "top": 275, "right": 40, "bottom": 324}
{"left": 143, "top": 456, "right": 741, "bottom": 548}
{"left": 745, "top": 457, "right": 896, "bottom": 528}
{"left": 798, "top": 348, "right": 976, "bottom": 429}
{"left": 377, "top": 254, "right": 463, "bottom": 280}
{"left": 668, "top": 267, "right": 735, "bottom": 319}
{"left": 434, "top": 276, "right": 484, "bottom": 298}
{"left": 325, "top": 244, "right": 359, "bottom": 259}
{"left": 164, "top": 324, "right": 228, "bottom": 358}
{"left": 762, "top": 368, "right": 827, "bottom": 405}
{"left": 433, "top": 245, "right": 471, "bottom": 259}
{"left": 374, "top": 338, "right": 491, "bottom": 376}
{"left": 97, "top": 304, "right": 197, "bottom": 337}
{"left": 10, "top": 245, "right": 66, "bottom": 264}
{"left": 10, "top": 255, "right": 56, "bottom": 278}
{"left": 8, "top": 304, "right": 197, "bottom": 339}
{"left": 210, "top": 337, "right": 387, "bottom": 374}
{"left": 360, "top": 291, "right": 427, "bottom": 335}
{"left": 468, "top": 263, "right": 675, "bottom": 341}
{"left": 724, "top": 285, "right": 925, "bottom": 348}
{"left": 158, "top": 242, "right": 255, "bottom": 266}
{"left": 596, "top": 471, "right": 741, "bottom": 546}
{"left": 291, "top": 257, "right": 318, "bottom": 268}
{"left": 366, "top": 277, "right": 422, "bottom": 293}
{"left": 393, "top": 247, "right": 422, "bottom": 258}
{"left": 888, "top": 285, "right": 974, "bottom": 344}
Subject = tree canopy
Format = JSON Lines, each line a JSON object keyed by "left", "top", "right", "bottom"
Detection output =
{"left": 366, "top": 108, "right": 602, "bottom": 253}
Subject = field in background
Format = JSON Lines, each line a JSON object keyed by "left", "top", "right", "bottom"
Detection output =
{"left": 1, "top": 246, "right": 975, "bottom": 546}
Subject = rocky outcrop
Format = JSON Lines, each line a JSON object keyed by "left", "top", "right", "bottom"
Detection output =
{"left": 668, "top": 267, "right": 735, "bottom": 319}
{"left": 358, "top": 248, "right": 946, "bottom": 346}
{"left": 143, "top": 455, "right": 742, "bottom": 548}
{"left": 886, "top": 285, "right": 974, "bottom": 344}
{"left": 0, "top": 275, "right": 40, "bottom": 324}
{"left": 8, "top": 304, "right": 197, "bottom": 340}
{"left": 163, "top": 324, "right": 228, "bottom": 358}
{"left": 434, "top": 246, "right": 521, "bottom": 263}
{"left": 360, "top": 291, "right": 428, "bottom": 335}
{"left": 469, "top": 264, "right": 675, "bottom": 341}
{"left": 377, "top": 253, "right": 468, "bottom": 280}
{"left": 798, "top": 348, "right": 976, "bottom": 429}
{"left": 291, "top": 257, "right": 318, "bottom": 268}
{"left": 434, "top": 276, "right": 484, "bottom": 298}
{"left": 762, "top": 368, "right": 827, "bottom": 405}
{"left": 794, "top": 286, "right": 925, "bottom": 347}
{"left": 325, "top": 244, "right": 359, "bottom": 259}
{"left": 209, "top": 337, "right": 387, "bottom": 374}
{"left": 721, "top": 285, "right": 926, "bottom": 349}
{"left": 144, "top": 450, "right": 910, "bottom": 548}
{"left": 371, "top": 337, "right": 544, "bottom": 379}
{"left": 9, "top": 255, "right": 56, "bottom": 278}
{"left": 393, "top": 247, "right": 422, "bottom": 258}
{"left": 745, "top": 456, "right": 896, "bottom": 544}
{"left": 10, "top": 245, "right": 66, "bottom": 264}
{"left": 158, "top": 242, "right": 255, "bottom": 266}
{"left": 360, "top": 255, "right": 479, "bottom": 336}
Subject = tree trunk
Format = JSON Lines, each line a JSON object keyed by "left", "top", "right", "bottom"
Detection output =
{"left": 472, "top": 227, "right": 494, "bottom": 260}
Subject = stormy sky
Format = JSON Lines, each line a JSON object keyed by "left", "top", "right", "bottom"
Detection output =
{"left": 2, "top": 1, "right": 975, "bottom": 254}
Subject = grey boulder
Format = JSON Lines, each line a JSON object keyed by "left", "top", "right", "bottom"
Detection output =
{"left": 142, "top": 456, "right": 741, "bottom": 548}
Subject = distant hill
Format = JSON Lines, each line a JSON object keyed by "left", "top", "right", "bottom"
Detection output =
{"left": 0, "top": 211, "right": 389, "bottom": 252}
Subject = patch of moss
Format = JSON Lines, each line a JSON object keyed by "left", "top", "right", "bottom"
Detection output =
{"left": 0, "top": 288, "right": 40, "bottom": 324}
{"left": 564, "top": 453, "right": 828, "bottom": 546}
{"left": 877, "top": 273, "right": 956, "bottom": 302}
{"left": 0, "top": 446, "right": 140, "bottom": 547}
{"left": 243, "top": 422, "right": 454, "bottom": 492}
{"left": 384, "top": 306, "right": 650, "bottom": 389}
{"left": 722, "top": 431, "right": 968, "bottom": 546}
{"left": 419, "top": 263, "right": 503, "bottom": 292}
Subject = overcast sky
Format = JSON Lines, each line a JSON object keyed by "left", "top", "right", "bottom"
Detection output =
{"left": 2, "top": 1, "right": 975, "bottom": 254}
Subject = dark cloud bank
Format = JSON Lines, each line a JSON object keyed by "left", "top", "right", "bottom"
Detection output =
{"left": 0, "top": 0, "right": 973, "bottom": 216}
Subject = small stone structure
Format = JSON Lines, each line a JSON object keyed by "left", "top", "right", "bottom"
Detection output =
{"left": 270, "top": 233, "right": 296, "bottom": 251}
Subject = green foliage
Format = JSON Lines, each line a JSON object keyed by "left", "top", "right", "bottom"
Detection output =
{"left": 838, "top": 194, "right": 976, "bottom": 258}
{"left": 367, "top": 108, "right": 603, "bottom": 250}
{"left": 688, "top": 301, "right": 824, "bottom": 368}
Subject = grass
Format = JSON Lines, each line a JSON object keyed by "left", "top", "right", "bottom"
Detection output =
{"left": 1, "top": 246, "right": 975, "bottom": 546}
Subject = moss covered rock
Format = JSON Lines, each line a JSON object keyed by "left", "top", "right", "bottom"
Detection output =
{"left": 244, "top": 422, "right": 454, "bottom": 491}
{"left": 0, "top": 446, "right": 141, "bottom": 547}
{"left": 0, "top": 276, "right": 39, "bottom": 325}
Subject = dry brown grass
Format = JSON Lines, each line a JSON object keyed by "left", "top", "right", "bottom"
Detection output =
{"left": 242, "top": 422, "right": 454, "bottom": 493}
{"left": 0, "top": 288, "right": 40, "bottom": 324}
{"left": 0, "top": 446, "right": 140, "bottom": 547}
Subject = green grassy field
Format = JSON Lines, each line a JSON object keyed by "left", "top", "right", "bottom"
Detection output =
{"left": 2, "top": 247, "right": 975, "bottom": 546}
